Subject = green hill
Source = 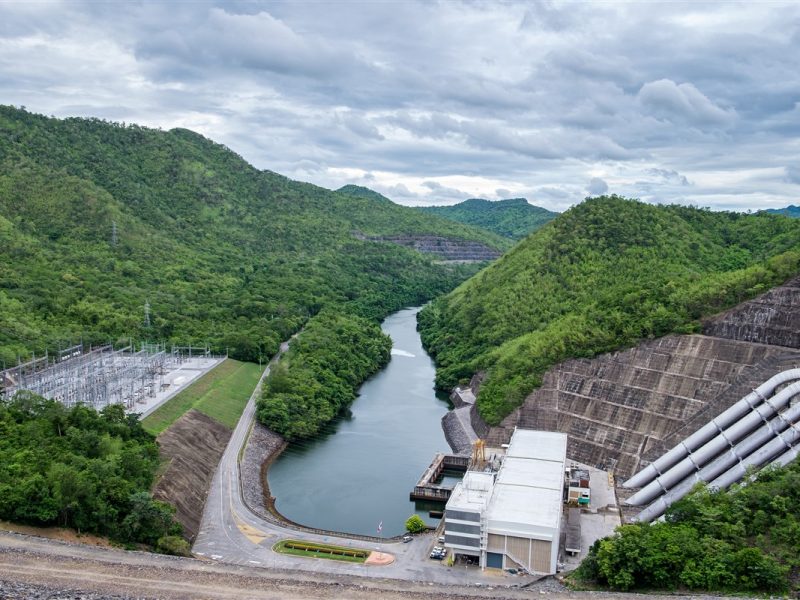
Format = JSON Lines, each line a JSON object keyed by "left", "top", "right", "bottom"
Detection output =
{"left": 419, "top": 197, "right": 558, "bottom": 240}
{"left": 765, "top": 205, "right": 800, "bottom": 218}
{"left": 336, "top": 184, "right": 394, "bottom": 204}
{"left": 0, "top": 106, "right": 506, "bottom": 366}
{"left": 418, "top": 196, "right": 800, "bottom": 425}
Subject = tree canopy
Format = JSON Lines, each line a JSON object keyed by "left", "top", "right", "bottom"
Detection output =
{"left": 419, "top": 197, "right": 558, "bottom": 240}
{"left": 0, "top": 393, "right": 180, "bottom": 548}
{"left": 257, "top": 311, "right": 391, "bottom": 440}
{"left": 575, "top": 461, "right": 800, "bottom": 593}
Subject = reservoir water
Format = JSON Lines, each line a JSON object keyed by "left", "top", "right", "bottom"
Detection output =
{"left": 267, "top": 307, "right": 453, "bottom": 538}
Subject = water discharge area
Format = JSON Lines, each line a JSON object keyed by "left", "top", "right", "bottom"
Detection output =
{"left": 267, "top": 307, "right": 454, "bottom": 538}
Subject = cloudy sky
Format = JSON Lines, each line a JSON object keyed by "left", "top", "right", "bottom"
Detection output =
{"left": 1, "top": 1, "right": 799, "bottom": 211}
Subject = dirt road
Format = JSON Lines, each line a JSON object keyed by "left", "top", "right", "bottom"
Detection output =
{"left": 0, "top": 531, "right": 576, "bottom": 600}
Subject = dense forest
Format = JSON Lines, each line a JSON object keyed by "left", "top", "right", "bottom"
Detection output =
{"left": 257, "top": 311, "right": 391, "bottom": 440}
{"left": 575, "top": 462, "right": 800, "bottom": 593}
{"left": 418, "top": 196, "right": 800, "bottom": 425}
{"left": 0, "top": 393, "right": 185, "bottom": 554}
{"left": 0, "top": 106, "right": 506, "bottom": 367}
{"left": 419, "top": 197, "right": 558, "bottom": 240}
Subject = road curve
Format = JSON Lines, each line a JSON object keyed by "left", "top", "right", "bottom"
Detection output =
{"left": 192, "top": 341, "right": 511, "bottom": 586}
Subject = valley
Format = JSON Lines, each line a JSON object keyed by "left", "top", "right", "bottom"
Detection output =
{"left": 3, "top": 109, "right": 800, "bottom": 596}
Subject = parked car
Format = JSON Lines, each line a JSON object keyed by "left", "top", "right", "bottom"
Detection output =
{"left": 438, "top": 535, "right": 445, "bottom": 544}
{"left": 402, "top": 535, "right": 413, "bottom": 543}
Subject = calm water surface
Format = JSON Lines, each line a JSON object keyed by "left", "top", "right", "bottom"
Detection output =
{"left": 267, "top": 307, "right": 452, "bottom": 537}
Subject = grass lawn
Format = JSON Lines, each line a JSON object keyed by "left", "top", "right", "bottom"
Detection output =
{"left": 141, "top": 359, "right": 265, "bottom": 434}
{"left": 273, "top": 539, "right": 369, "bottom": 563}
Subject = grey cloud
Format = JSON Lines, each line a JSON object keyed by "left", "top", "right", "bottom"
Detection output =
{"left": 645, "top": 168, "right": 690, "bottom": 186}
{"left": 637, "top": 79, "right": 736, "bottom": 127}
{"left": 339, "top": 113, "right": 384, "bottom": 141}
{"left": 421, "top": 180, "right": 470, "bottom": 202}
{"left": 587, "top": 177, "right": 608, "bottom": 195}
{"left": 134, "top": 7, "right": 365, "bottom": 81}
{"left": 786, "top": 166, "right": 800, "bottom": 184}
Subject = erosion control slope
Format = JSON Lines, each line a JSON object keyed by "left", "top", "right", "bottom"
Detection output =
{"left": 153, "top": 410, "right": 232, "bottom": 541}
{"left": 488, "top": 276, "right": 800, "bottom": 480}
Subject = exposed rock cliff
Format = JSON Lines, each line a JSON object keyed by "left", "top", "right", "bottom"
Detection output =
{"left": 354, "top": 232, "right": 501, "bottom": 262}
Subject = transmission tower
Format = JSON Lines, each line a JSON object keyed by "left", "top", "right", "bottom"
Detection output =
{"left": 144, "top": 300, "right": 151, "bottom": 328}
{"left": 111, "top": 221, "right": 118, "bottom": 246}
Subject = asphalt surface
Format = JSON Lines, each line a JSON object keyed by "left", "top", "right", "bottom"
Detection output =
{"left": 192, "top": 342, "right": 526, "bottom": 587}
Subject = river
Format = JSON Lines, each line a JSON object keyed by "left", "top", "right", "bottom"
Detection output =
{"left": 266, "top": 307, "right": 453, "bottom": 538}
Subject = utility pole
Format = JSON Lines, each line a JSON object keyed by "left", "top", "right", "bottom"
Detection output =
{"left": 111, "top": 221, "right": 118, "bottom": 246}
{"left": 144, "top": 300, "right": 151, "bottom": 328}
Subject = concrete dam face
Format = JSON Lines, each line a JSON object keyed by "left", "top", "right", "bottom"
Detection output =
{"left": 487, "top": 276, "right": 800, "bottom": 480}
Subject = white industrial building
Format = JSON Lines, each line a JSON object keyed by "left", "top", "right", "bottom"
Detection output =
{"left": 443, "top": 429, "right": 567, "bottom": 574}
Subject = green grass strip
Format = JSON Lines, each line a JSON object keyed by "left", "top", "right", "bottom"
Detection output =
{"left": 273, "top": 539, "right": 369, "bottom": 563}
{"left": 141, "top": 358, "right": 264, "bottom": 434}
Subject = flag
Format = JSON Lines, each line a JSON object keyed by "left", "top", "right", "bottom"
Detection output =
{"left": 377, "top": 521, "right": 383, "bottom": 534}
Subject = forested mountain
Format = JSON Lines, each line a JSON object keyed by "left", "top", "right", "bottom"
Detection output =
{"left": 419, "top": 198, "right": 558, "bottom": 240}
{"left": 765, "top": 205, "right": 800, "bottom": 218}
{"left": 0, "top": 106, "right": 506, "bottom": 366}
{"left": 418, "top": 196, "right": 800, "bottom": 425}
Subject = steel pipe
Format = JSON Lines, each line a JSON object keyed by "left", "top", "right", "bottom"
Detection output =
{"left": 626, "top": 380, "right": 800, "bottom": 506}
{"left": 634, "top": 398, "right": 800, "bottom": 521}
{"left": 624, "top": 369, "right": 800, "bottom": 489}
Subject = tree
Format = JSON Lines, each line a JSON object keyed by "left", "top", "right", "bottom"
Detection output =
{"left": 405, "top": 514, "right": 426, "bottom": 534}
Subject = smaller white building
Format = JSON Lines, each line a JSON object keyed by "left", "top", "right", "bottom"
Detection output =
{"left": 444, "top": 429, "right": 567, "bottom": 574}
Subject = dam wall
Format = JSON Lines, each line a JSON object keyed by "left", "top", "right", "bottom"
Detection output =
{"left": 487, "top": 276, "right": 800, "bottom": 479}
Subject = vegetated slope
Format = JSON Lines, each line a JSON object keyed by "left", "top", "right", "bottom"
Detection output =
{"left": 419, "top": 197, "right": 558, "bottom": 240}
{"left": 258, "top": 311, "right": 391, "bottom": 440}
{"left": 338, "top": 185, "right": 512, "bottom": 259}
{"left": 0, "top": 394, "right": 184, "bottom": 553}
{"left": 765, "top": 204, "right": 800, "bottom": 218}
{"left": 418, "top": 196, "right": 800, "bottom": 425}
{"left": 0, "top": 106, "right": 507, "bottom": 366}
{"left": 575, "top": 462, "right": 800, "bottom": 593}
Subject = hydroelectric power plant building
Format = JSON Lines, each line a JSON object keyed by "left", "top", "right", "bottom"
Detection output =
{"left": 443, "top": 429, "right": 567, "bottom": 574}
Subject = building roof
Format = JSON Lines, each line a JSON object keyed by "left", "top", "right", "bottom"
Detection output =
{"left": 446, "top": 429, "right": 568, "bottom": 540}
{"left": 496, "top": 456, "right": 564, "bottom": 491}
{"left": 446, "top": 471, "right": 494, "bottom": 513}
{"left": 486, "top": 483, "right": 563, "bottom": 539}
{"left": 505, "top": 429, "right": 568, "bottom": 463}
{"left": 488, "top": 429, "right": 567, "bottom": 539}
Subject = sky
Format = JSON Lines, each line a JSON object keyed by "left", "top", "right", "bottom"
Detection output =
{"left": 0, "top": 1, "right": 798, "bottom": 212}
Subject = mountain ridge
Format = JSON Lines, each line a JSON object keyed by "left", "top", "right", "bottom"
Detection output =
{"left": 0, "top": 106, "right": 504, "bottom": 365}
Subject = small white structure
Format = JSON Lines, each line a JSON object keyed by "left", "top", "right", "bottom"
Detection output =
{"left": 444, "top": 429, "right": 567, "bottom": 574}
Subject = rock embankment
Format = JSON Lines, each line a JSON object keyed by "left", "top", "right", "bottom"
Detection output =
{"left": 442, "top": 411, "right": 472, "bottom": 455}
{"left": 488, "top": 334, "right": 800, "bottom": 479}
{"left": 153, "top": 410, "right": 232, "bottom": 541}
{"left": 354, "top": 232, "right": 501, "bottom": 262}
{"left": 240, "top": 421, "right": 286, "bottom": 520}
{"left": 703, "top": 275, "right": 800, "bottom": 348}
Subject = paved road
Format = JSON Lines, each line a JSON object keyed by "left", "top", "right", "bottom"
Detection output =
{"left": 0, "top": 530, "right": 558, "bottom": 600}
{"left": 192, "top": 343, "right": 520, "bottom": 587}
